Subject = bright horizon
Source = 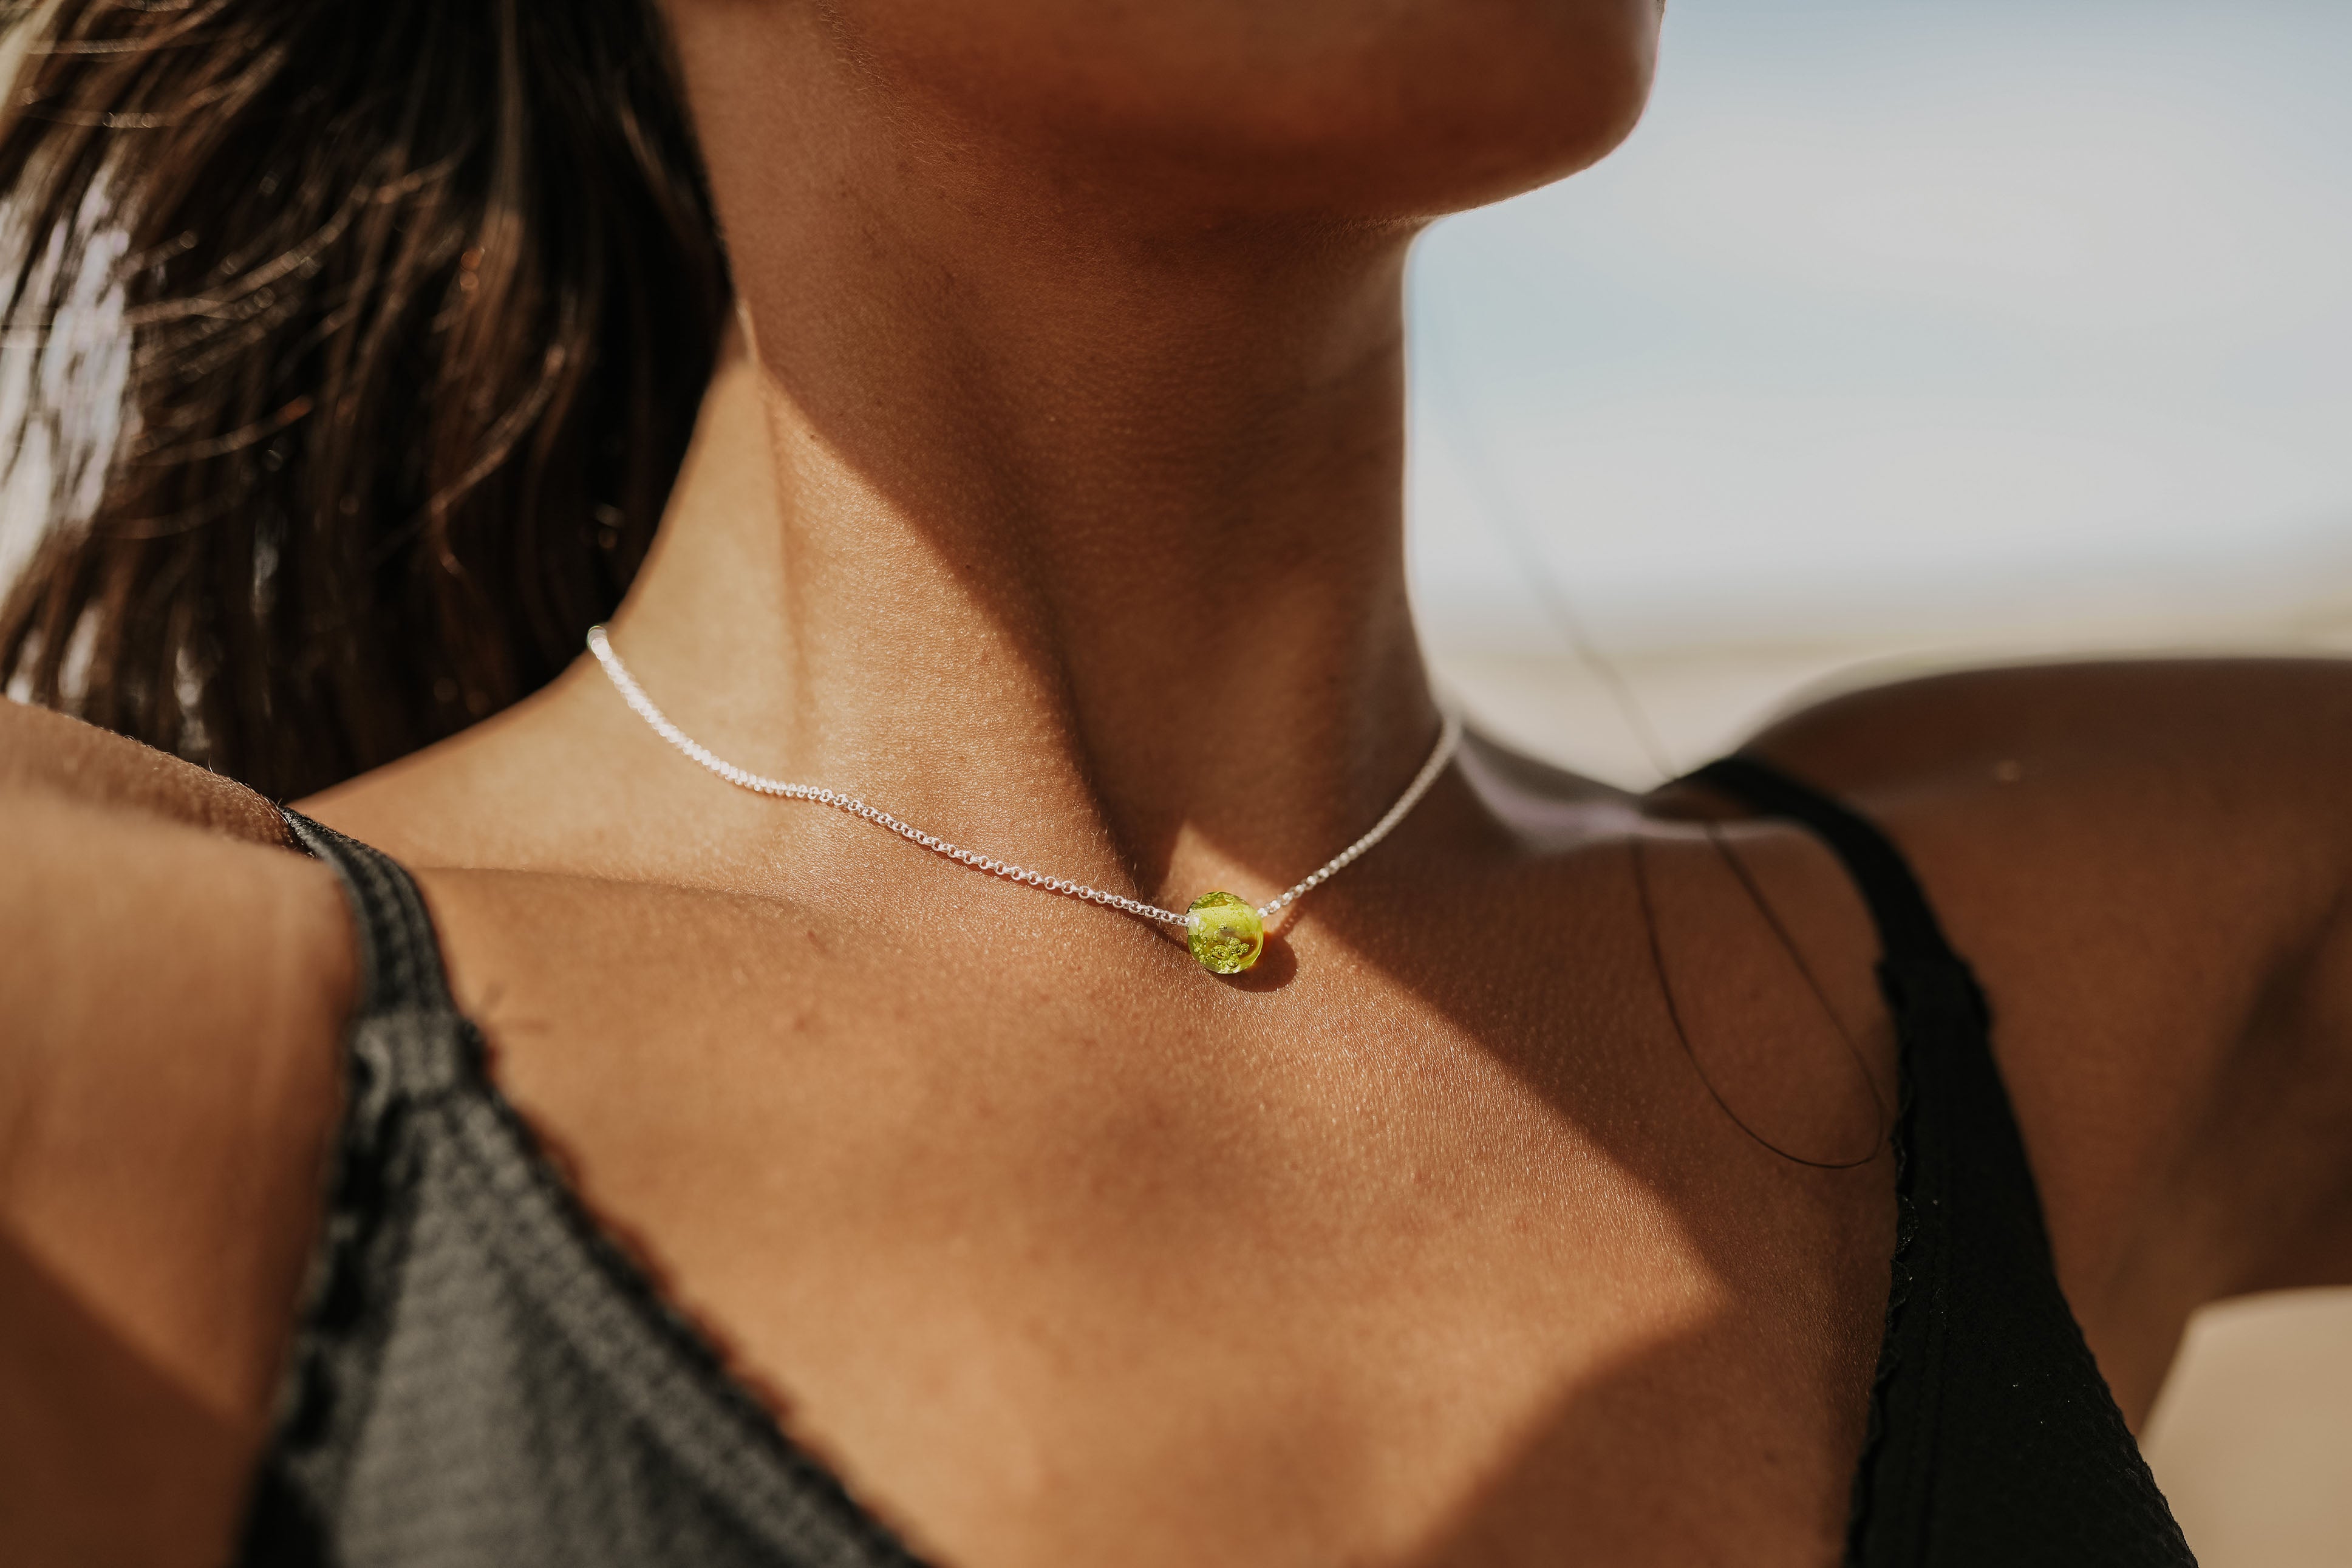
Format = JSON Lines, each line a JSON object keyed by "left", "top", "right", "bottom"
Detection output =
{"left": 1408, "top": 0, "right": 2352, "bottom": 658}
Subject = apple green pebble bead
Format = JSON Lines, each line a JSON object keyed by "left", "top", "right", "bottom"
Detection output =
{"left": 1187, "top": 890, "right": 1264, "bottom": 974}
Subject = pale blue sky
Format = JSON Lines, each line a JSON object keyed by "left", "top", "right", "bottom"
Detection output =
{"left": 1408, "top": 0, "right": 2352, "bottom": 653}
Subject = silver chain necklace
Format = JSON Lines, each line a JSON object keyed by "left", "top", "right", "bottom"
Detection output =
{"left": 586, "top": 625, "right": 1461, "bottom": 974}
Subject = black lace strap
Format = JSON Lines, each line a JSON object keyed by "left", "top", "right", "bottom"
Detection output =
{"left": 1680, "top": 757, "right": 2192, "bottom": 1566}
{"left": 1682, "top": 754, "right": 1959, "bottom": 969}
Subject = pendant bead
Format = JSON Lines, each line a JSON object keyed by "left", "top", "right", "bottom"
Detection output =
{"left": 1187, "top": 891, "right": 1264, "bottom": 974}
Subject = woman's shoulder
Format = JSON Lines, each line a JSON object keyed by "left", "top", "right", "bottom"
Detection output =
{"left": 0, "top": 702, "right": 356, "bottom": 1111}
{"left": 1746, "top": 653, "right": 2352, "bottom": 810}
{"left": 1, "top": 701, "right": 353, "bottom": 1562}
{"left": 1728, "top": 656, "right": 2352, "bottom": 1044}
{"left": 1734, "top": 656, "right": 2352, "bottom": 1086}
{"left": 1742, "top": 656, "right": 2352, "bottom": 1408}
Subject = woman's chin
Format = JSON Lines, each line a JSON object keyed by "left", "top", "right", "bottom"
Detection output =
{"left": 799, "top": 0, "right": 1664, "bottom": 221}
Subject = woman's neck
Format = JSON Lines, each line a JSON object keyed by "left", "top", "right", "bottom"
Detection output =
{"left": 606, "top": 9, "right": 1445, "bottom": 912}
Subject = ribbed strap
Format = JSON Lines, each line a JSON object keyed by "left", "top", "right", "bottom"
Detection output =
{"left": 282, "top": 810, "right": 452, "bottom": 1010}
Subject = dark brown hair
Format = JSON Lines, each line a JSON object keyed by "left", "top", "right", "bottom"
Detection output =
{"left": 0, "top": 0, "right": 729, "bottom": 799}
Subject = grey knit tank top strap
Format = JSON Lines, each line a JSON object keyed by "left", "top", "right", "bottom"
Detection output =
{"left": 237, "top": 811, "right": 923, "bottom": 1568}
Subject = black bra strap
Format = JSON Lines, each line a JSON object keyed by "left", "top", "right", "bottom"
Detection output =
{"left": 1682, "top": 755, "right": 1958, "bottom": 970}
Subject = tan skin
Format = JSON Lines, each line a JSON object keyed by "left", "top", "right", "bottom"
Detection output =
{"left": 6, "top": 1, "right": 2352, "bottom": 1563}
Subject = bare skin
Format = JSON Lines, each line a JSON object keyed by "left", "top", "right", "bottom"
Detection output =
{"left": 7, "top": 1, "right": 2352, "bottom": 1564}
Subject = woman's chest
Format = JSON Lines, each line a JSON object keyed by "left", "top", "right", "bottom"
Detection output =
{"left": 434, "top": 873, "right": 1892, "bottom": 1566}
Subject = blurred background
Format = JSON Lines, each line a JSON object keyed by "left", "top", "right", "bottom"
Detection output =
{"left": 1404, "top": 1, "right": 2351, "bottom": 1559}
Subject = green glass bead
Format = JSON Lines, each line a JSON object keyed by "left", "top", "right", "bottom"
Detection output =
{"left": 1187, "top": 890, "right": 1264, "bottom": 975}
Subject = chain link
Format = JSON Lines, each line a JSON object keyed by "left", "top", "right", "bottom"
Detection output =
{"left": 587, "top": 625, "right": 1458, "bottom": 930}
